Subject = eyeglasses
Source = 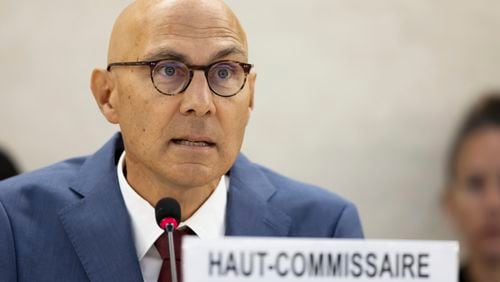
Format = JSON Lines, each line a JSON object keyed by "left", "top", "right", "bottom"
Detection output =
{"left": 107, "top": 59, "right": 253, "bottom": 97}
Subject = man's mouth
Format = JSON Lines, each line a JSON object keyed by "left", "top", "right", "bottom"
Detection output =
{"left": 172, "top": 138, "right": 215, "bottom": 147}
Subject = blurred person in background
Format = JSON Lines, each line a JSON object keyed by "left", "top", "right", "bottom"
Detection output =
{"left": 0, "top": 149, "right": 19, "bottom": 180}
{"left": 444, "top": 92, "right": 500, "bottom": 282}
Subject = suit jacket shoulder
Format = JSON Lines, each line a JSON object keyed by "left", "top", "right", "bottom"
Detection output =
{"left": 0, "top": 156, "right": 86, "bottom": 207}
{"left": 226, "top": 154, "right": 364, "bottom": 238}
{"left": 0, "top": 133, "right": 142, "bottom": 282}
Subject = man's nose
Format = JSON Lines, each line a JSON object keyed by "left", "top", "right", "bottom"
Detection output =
{"left": 179, "top": 71, "right": 216, "bottom": 117}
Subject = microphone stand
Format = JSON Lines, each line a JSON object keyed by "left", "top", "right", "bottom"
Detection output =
{"left": 165, "top": 222, "right": 178, "bottom": 282}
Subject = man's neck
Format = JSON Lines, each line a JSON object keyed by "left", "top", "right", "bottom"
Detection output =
{"left": 123, "top": 158, "right": 220, "bottom": 221}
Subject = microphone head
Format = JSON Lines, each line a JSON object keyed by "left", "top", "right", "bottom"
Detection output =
{"left": 155, "top": 197, "right": 181, "bottom": 230}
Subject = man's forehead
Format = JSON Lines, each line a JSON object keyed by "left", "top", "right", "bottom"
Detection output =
{"left": 143, "top": 18, "right": 247, "bottom": 63}
{"left": 108, "top": 0, "right": 247, "bottom": 63}
{"left": 150, "top": 20, "right": 245, "bottom": 47}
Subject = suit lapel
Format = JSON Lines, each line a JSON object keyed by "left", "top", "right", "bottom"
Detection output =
{"left": 58, "top": 133, "right": 142, "bottom": 281}
{"left": 225, "top": 155, "right": 292, "bottom": 236}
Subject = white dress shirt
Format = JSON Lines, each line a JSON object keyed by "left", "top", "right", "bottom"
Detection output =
{"left": 117, "top": 151, "right": 228, "bottom": 282}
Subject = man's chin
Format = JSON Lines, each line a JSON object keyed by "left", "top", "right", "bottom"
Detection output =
{"left": 164, "top": 166, "right": 222, "bottom": 188}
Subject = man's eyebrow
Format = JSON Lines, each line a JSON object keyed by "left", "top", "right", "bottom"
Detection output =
{"left": 211, "top": 46, "right": 247, "bottom": 61}
{"left": 142, "top": 46, "right": 247, "bottom": 63}
{"left": 142, "top": 48, "right": 188, "bottom": 62}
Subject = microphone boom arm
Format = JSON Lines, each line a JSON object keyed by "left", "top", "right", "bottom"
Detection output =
{"left": 166, "top": 223, "right": 178, "bottom": 282}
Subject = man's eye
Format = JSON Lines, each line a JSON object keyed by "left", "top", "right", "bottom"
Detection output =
{"left": 212, "top": 64, "right": 236, "bottom": 80}
{"left": 161, "top": 66, "right": 177, "bottom": 76}
{"left": 217, "top": 68, "right": 230, "bottom": 79}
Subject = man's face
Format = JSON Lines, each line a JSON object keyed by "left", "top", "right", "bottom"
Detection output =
{"left": 107, "top": 1, "right": 255, "bottom": 189}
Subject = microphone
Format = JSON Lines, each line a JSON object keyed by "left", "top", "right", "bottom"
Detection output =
{"left": 155, "top": 197, "right": 182, "bottom": 282}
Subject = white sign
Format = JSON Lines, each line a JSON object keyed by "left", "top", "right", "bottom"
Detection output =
{"left": 183, "top": 237, "right": 458, "bottom": 282}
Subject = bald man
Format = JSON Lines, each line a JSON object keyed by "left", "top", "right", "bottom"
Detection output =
{"left": 0, "top": 1, "right": 363, "bottom": 281}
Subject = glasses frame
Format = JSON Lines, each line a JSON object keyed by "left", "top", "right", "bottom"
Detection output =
{"left": 107, "top": 59, "right": 253, "bottom": 97}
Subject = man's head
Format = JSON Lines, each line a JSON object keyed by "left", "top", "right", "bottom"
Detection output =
{"left": 91, "top": 0, "right": 255, "bottom": 199}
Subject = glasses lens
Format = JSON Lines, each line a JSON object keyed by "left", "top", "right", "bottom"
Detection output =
{"left": 152, "top": 61, "right": 189, "bottom": 95}
{"left": 208, "top": 62, "right": 246, "bottom": 96}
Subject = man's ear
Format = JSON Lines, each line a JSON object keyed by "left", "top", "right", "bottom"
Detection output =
{"left": 90, "top": 69, "right": 119, "bottom": 124}
{"left": 247, "top": 72, "right": 256, "bottom": 111}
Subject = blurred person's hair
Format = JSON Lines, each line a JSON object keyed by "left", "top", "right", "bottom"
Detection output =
{"left": 447, "top": 91, "right": 500, "bottom": 183}
{"left": 0, "top": 149, "right": 20, "bottom": 180}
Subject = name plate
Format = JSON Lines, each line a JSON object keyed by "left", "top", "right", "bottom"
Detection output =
{"left": 183, "top": 237, "right": 458, "bottom": 282}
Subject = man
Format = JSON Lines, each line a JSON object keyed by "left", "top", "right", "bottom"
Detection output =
{"left": 0, "top": 0, "right": 363, "bottom": 281}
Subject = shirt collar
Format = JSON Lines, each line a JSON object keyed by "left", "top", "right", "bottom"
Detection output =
{"left": 116, "top": 151, "right": 228, "bottom": 260}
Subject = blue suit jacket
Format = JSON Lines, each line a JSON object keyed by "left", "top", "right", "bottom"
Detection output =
{"left": 0, "top": 133, "right": 363, "bottom": 281}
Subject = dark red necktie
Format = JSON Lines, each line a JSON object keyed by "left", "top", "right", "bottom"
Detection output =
{"left": 154, "top": 227, "right": 196, "bottom": 282}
